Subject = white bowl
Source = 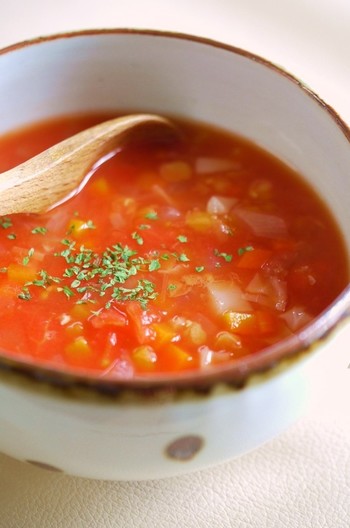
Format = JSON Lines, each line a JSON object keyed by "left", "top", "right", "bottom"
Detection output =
{"left": 0, "top": 29, "right": 349, "bottom": 480}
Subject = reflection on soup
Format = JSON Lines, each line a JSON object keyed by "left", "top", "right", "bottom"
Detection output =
{"left": 0, "top": 114, "right": 347, "bottom": 377}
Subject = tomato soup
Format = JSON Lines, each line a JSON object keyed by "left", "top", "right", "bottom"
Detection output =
{"left": 0, "top": 114, "right": 347, "bottom": 377}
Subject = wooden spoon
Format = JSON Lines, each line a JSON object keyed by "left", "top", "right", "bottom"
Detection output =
{"left": 0, "top": 114, "right": 179, "bottom": 216}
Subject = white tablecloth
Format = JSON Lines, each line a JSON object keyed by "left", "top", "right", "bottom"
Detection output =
{"left": 0, "top": 1, "right": 349, "bottom": 526}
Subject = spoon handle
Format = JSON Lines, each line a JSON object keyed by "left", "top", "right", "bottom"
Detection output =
{"left": 0, "top": 114, "right": 175, "bottom": 216}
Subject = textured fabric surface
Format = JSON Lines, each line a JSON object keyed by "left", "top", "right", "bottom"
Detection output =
{"left": 0, "top": 1, "right": 349, "bottom": 526}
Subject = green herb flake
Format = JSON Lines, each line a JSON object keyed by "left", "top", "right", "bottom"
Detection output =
{"left": 178, "top": 253, "right": 190, "bottom": 262}
{"left": 237, "top": 245, "right": 254, "bottom": 256}
{"left": 57, "top": 285, "right": 75, "bottom": 298}
{"left": 149, "top": 259, "right": 161, "bottom": 272}
{"left": 138, "top": 224, "right": 151, "bottom": 230}
{"left": 22, "top": 248, "right": 35, "bottom": 266}
{"left": 167, "top": 284, "right": 177, "bottom": 291}
{"left": 85, "top": 220, "right": 96, "bottom": 230}
{"left": 195, "top": 266, "right": 205, "bottom": 273}
{"left": 7, "top": 233, "right": 16, "bottom": 240}
{"left": 177, "top": 235, "right": 188, "bottom": 243}
{"left": 145, "top": 211, "right": 158, "bottom": 220}
{"left": 18, "top": 288, "right": 31, "bottom": 301}
{"left": 31, "top": 226, "right": 48, "bottom": 235}
{"left": 214, "top": 249, "right": 233, "bottom": 262}
{"left": 0, "top": 217, "right": 12, "bottom": 229}
{"left": 131, "top": 231, "right": 144, "bottom": 245}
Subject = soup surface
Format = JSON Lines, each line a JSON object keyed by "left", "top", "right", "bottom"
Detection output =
{"left": 0, "top": 114, "right": 347, "bottom": 378}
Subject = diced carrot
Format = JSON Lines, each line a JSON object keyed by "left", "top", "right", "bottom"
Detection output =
{"left": 7, "top": 263, "right": 37, "bottom": 284}
{"left": 237, "top": 248, "right": 272, "bottom": 269}
{"left": 163, "top": 343, "right": 193, "bottom": 371}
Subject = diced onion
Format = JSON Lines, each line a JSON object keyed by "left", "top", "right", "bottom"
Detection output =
{"left": 198, "top": 345, "right": 213, "bottom": 367}
{"left": 234, "top": 208, "right": 288, "bottom": 239}
{"left": 280, "top": 306, "right": 312, "bottom": 331}
{"left": 207, "top": 280, "right": 252, "bottom": 314}
{"left": 206, "top": 195, "right": 237, "bottom": 215}
{"left": 244, "top": 272, "right": 287, "bottom": 311}
{"left": 195, "top": 157, "right": 240, "bottom": 174}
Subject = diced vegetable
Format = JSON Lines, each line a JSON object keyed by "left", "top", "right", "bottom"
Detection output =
{"left": 280, "top": 306, "right": 312, "bottom": 331}
{"left": 64, "top": 336, "right": 92, "bottom": 363}
{"left": 234, "top": 208, "right": 288, "bottom": 239}
{"left": 186, "top": 210, "right": 213, "bottom": 232}
{"left": 7, "top": 263, "right": 37, "bottom": 284}
{"left": 206, "top": 195, "right": 237, "bottom": 215}
{"left": 237, "top": 248, "right": 272, "bottom": 269}
{"left": 223, "top": 310, "right": 277, "bottom": 336}
{"left": 195, "top": 157, "right": 239, "bottom": 174}
{"left": 132, "top": 345, "right": 157, "bottom": 370}
{"left": 164, "top": 343, "right": 193, "bottom": 371}
{"left": 159, "top": 161, "right": 192, "bottom": 182}
{"left": 244, "top": 272, "right": 287, "bottom": 311}
{"left": 207, "top": 280, "right": 252, "bottom": 314}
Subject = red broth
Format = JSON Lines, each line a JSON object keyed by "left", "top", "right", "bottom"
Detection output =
{"left": 0, "top": 114, "right": 348, "bottom": 378}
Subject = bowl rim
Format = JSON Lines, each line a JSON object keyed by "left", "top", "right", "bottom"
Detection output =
{"left": 0, "top": 27, "right": 350, "bottom": 394}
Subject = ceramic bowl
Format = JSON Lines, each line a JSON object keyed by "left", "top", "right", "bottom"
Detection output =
{"left": 0, "top": 30, "right": 349, "bottom": 481}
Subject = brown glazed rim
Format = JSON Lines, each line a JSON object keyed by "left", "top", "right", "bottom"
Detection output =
{"left": 1, "top": 28, "right": 350, "bottom": 395}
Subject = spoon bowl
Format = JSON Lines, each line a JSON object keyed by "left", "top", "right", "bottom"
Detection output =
{"left": 0, "top": 113, "right": 178, "bottom": 216}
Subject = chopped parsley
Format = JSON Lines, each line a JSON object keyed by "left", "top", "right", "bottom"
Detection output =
{"left": 214, "top": 249, "right": 233, "bottom": 262}
{"left": 177, "top": 235, "right": 188, "bottom": 243}
{"left": 145, "top": 211, "right": 158, "bottom": 220}
{"left": 237, "top": 245, "right": 254, "bottom": 256}
{"left": 22, "top": 248, "right": 35, "bottom": 266}
{"left": 0, "top": 217, "right": 12, "bottom": 229}
{"left": 131, "top": 231, "right": 144, "bottom": 245}
{"left": 31, "top": 226, "right": 48, "bottom": 235}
